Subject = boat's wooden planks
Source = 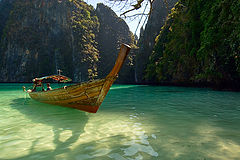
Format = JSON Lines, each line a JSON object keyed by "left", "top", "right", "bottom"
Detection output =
{"left": 30, "top": 86, "right": 102, "bottom": 103}
{"left": 30, "top": 79, "right": 105, "bottom": 98}
{"left": 41, "top": 92, "right": 100, "bottom": 106}
{"left": 65, "top": 81, "right": 105, "bottom": 96}
{"left": 64, "top": 79, "right": 105, "bottom": 93}
{"left": 46, "top": 88, "right": 101, "bottom": 103}
{"left": 29, "top": 80, "right": 104, "bottom": 100}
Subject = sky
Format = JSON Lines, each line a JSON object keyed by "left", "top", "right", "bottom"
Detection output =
{"left": 85, "top": 0, "right": 150, "bottom": 37}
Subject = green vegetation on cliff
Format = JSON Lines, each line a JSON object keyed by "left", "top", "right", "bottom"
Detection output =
{"left": 70, "top": 0, "right": 100, "bottom": 80}
{"left": 146, "top": 0, "right": 240, "bottom": 89}
{"left": 0, "top": 0, "right": 100, "bottom": 82}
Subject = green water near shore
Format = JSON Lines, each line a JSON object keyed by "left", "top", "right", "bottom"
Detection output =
{"left": 0, "top": 83, "right": 240, "bottom": 160}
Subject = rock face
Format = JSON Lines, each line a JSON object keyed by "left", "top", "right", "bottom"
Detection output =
{"left": 0, "top": 0, "right": 135, "bottom": 83}
{"left": 0, "top": 0, "right": 100, "bottom": 82}
{"left": 135, "top": 0, "right": 178, "bottom": 83}
{"left": 0, "top": 0, "right": 14, "bottom": 39}
{"left": 96, "top": 3, "right": 135, "bottom": 83}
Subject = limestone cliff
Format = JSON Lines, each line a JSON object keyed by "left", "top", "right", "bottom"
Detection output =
{"left": 0, "top": 0, "right": 14, "bottom": 39}
{"left": 0, "top": 0, "right": 99, "bottom": 82}
{"left": 135, "top": 0, "right": 178, "bottom": 83}
{"left": 96, "top": 3, "right": 135, "bottom": 83}
{"left": 0, "top": 1, "right": 135, "bottom": 83}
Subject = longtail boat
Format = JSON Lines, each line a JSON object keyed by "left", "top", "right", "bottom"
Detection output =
{"left": 27, "top": 44, "right": 131, "bottom": 113}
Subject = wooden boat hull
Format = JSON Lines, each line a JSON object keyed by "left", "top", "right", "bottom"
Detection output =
{"left": 28, "top": 44, "right": 131, "bottom": 113}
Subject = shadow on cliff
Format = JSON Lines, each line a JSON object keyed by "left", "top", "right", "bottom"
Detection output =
{"left": 8, "top": 98, "right": 89, "bottom": 160}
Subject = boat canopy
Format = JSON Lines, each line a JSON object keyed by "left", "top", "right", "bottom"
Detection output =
{"left": 33, "top": 75, "right": 72, "bottom": 82}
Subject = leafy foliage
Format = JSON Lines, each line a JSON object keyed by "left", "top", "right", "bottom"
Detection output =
{"left": 146, "top": 0, "right": 240, "bottom": 89}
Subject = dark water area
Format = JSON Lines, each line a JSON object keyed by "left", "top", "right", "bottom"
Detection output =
{"left": 0, "top": 83, "right": 240, "bottom": 159}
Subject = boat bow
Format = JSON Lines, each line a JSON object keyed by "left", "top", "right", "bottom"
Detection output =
{"left": 28, "top": 44, "right": 131, "bottom": 113}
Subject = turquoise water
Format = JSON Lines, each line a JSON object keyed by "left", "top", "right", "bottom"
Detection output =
{"left": 0, "top": 83, "right": 240, "bottom": 160}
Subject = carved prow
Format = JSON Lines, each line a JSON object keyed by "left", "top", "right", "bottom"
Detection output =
{"left": 95, "top": 44, "right": 131, "bottom": 109}
{"left": 107, "top": 44, "right": 131, "bottom": 78}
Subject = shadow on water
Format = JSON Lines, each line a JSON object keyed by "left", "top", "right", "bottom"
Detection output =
{"left": 8, "top": 98, "right": 89, "bottom": 160}
{"left": 7, "top": 98, "right": 148, "bottom": 160}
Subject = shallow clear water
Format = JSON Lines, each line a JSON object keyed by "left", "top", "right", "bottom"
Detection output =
{"left": 0, "top": 83, "right": 240, "bottom": 160}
